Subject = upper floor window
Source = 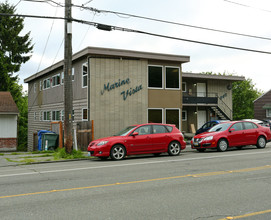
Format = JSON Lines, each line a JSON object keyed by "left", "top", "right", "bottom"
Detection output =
{"left": 267, "top": 109, "right": 271, "bottom": 117}
{"left": 40, "top": 81, "right": 42, "bottom": 91}
{"left": 52, "top": 110, "right": 61, "bottom": 121}
{"left": 166, "top": 67, "right": 180, "bottom": 89}
{"left": 43, "top": 111, "right": 51, "bottom": 121}
{"left": 34, "top": 83, "right": 37, "bottom": 93}
{"left": 61, "top": 72, "right": 64, "bottom": 84}
{"left": 43, "top": 78, "right": 51, "bottom": 90}
{"left": 52, "top": 74, "right": 61, "bottom": 87}
{"left": 82, "top": 63, "right": 88, "bottom": 88}
{"left": 148, "top": 65, "right": 163, "bottom": 89}
{"left": 72, "top": 67, "right": 75, "bottom": 81}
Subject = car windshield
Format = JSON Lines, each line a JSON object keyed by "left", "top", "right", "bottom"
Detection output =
{"left": 208, "top": 123, "right": 231, "bottom": 132}
{"left": 114, "top": 126, "right": 136, "bottom": 136}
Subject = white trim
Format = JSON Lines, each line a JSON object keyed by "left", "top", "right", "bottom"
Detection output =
{"left": 82, "top": 63, "right": 88, "bottom": 88}
{"left": 148, "top": 65, "right": 164, "bottom": 89}
{"left": 82, "top": 108, "right": 88, "bottom": 121}
{"left": 165, "top": 108, "right": 181, "bottom": 129}
{"left": 52, "top": 73, "right": 61, "bottom": 88}
{"left": 182, "top": 82, "right": 187, "bottom": 92}
{"left": 147, "top": 108, "right": 164, "bottom": 123}
{"left": 165, "top": 66, "right": 180, "bottom": 90}
{"left": 43, "top": 78, "right": 51, "bottom": 90}
{"left": 182, "top": 110, "right": 187, "bottom": 121}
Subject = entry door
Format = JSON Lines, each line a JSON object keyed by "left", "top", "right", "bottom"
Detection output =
{"left": 197, "top": 110, "right": 207, "bottom": 130}
{"left": 197, "top": 83, "right": 206, "bottom": 97}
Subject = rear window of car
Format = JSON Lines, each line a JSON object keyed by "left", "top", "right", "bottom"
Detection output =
{"left": 153, "top": 125, "right": 169, "bottom": 134}
{"left": 165, "top": 126, "right": 173, "bottom": 132}
{"left": 243, "top": 122, "right": 258, "bottom": 130}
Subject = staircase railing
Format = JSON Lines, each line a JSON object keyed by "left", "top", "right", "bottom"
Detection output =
{"left": 217, "top": 97, "right": 232, "bottom": 120}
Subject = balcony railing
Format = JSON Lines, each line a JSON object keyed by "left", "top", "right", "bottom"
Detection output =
{"left": 183, "top": 92, "right": 218, "bottom": 104}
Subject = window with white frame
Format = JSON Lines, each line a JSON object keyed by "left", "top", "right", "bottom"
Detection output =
{"left": 166, "top": 109, "right": 180, "bottom": 129}
{"left": 72, "top": 67, "right": 75, "bottom": 81}
{"left": 267, "top": 109, "right": 271, "bottom": 117}
{"left": 40, "top": 81, "right": 42, "bottom": 91}
{"left": 61, "top": 110, "right": 64, "bottom": 121}
{"left": 52, "top": 74, "right": 61, "bottom": 87}
{"left": 148, "top": 65, "right": 163, "bottom": 89}
{"left": 61, "top": 72, "right": 64, "bottom": 84}
{"left": 34, "top": 112, "right": 37, "bottom": 121}
{"left": 82, "top": 64, "right": 88, "bottom": 88}
{"left": 148, "top": 108, "right": 163, "bottom": 123}
{"left": 52, "top": 110, "right": 61, "bottom": 121}
{"left": 182, "top": 82, "right": 187, "bottom": 92}
{"left": 166, "top": 67, "right": 180, "bottom": 89}
{"left": 43, "top": 111, "right": 51, "bottom": 121}
{"left": 182, "top": 110, "right": 187, "bottom": 121}
{"left": 43, "top": 78, "right": 51, "bottom": 89}
{"left": 39, "top": 111, "right": 42, "bottom": 121}
{"left": 82, "top": 108, "right": 88, "bottom": 121}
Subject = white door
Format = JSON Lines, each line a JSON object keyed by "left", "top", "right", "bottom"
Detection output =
{"left": 197, "top": 110, "right": 207, "bottom": 129}
{"left": 197, "top": 83, "right": 206, "bottom": 97}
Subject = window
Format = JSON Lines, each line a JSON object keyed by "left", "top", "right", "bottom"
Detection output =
{"left": 52, "top": 74, "right": 61, "bottom": 87}
{"left": 243, "top": 122, "right": 257, "bottom": 130}
{"left": 34, "top": 83, "right": 37, "bottom": 93}
{"left": 166, "top": 109, "right": 180, "bottom": 129}
{"left": 72, "top": 67, "right": 75, "bottom": 81}
{"left": 182, "top": 82, "right": 187, "bottom": 92}
{"left": 153, "top": 125, "right": 168, "bottom": 134}
{"left": 34, "top": 112, "right": 37, "bottom": 121}
{"left": 267, "top": 109, "right": 271, "bottom": 117}
{"left": 61, "top": 72, "right": 64, "bottom": 84}
{"left": 166, "top": 67, "right": 180, "bottom": 89}
{"left": 43, "top": 111, "right": 51, "bottom": 121}
{"left": 40, "top": 81, "right": 42, "bottom": 91}
{"left": 82, "top": 108, "right": 88, "bottom": 121}
{"left": 231, "top": 122, "right": 243, "bottom": 131}
{"left": 52, "top": 110, "right": 61, "bottom": 121}
{"left": 148, "top": 65, "right": 163, "bottom": 88}
{"left": 148, "top": 109, "right": 163, "bottom": 123}
{"left": 182, "top": 110, "right": 187, "bottom": 121}
{"left": 61, "top": 110, "right": 64, "bottom": 121}
{"left": 134, "top": 125, "right": 152, "bottom": 135}
{"left": 39, "top": 112, "right": 42, "bottom": 121}
{"left": 43, "top": 78, "right": 51, "bottom": 89}
{"left": 82, "top": 63, "right": 88, "bottom": 88}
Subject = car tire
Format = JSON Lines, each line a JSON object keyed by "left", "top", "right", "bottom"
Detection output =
{"left": 110, "top": 145, "right": 126, "bottom": 160}
{"left": 256, "top": 136, "right": 266, "bottom": 149}
{"left": 168, "top": 141, "right": 181, "bottom": 156}
{"left": 197, "top": 149, "right": 206, "bottom": 152}
{"left": 217, "top": 139, "right": 228, "bottom": 152}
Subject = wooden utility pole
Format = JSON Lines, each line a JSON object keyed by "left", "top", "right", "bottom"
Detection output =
{"left": 64, "top": 0, "right": 73, "bottom": 154}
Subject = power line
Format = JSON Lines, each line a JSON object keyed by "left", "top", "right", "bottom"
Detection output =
{"left": 223, "top": 0, "right": 271, "bottom": 13}
{"left": 73, "top": 19, "right": 271, "bottom": 55}
{"left": 75, "top": 6, "right": 271, "bottom": 42}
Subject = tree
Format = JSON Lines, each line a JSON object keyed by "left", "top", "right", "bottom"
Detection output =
{"left": 0, "top": 1, "right": 33, "bottom": 150}
{"left": 232, "top": 78, "right": 262, "bottom": 120}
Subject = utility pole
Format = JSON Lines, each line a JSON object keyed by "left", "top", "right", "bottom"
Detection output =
{"left": 64, "top": 0, "right": 73, "bottom": 154}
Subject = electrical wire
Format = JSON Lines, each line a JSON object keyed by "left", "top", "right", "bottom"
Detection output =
{"left": 75, "top": 6, "right": 271, "bottom": 42}
{"left": 223, "top": 0, "right": 271, "bottom": 13}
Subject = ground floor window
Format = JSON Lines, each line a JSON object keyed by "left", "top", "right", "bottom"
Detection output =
{"left": 148, "top": 108, "right": 181, "bottom": 129}
{"left": 82, "top": 108, "right": 88, "bottom": 121}
{"left": 148, "top": 109, "right": 163, "bottom": 123}
{"left": 166, "top": 109, "right": 180, "bottom": 129}
{"left": 182, "top": 110, "right": 187, "bottom": 121}
{"left": 267, "top": 109, "right": 271, "bottom": 117}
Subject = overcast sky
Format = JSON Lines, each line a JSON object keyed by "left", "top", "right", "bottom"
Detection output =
{"left": 7, "top": 0, "right": 271, "bottom": 93}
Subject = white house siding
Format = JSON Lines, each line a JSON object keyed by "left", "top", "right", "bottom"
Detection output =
{"left": 0, "top": 115, "right": 18, "bottom": 138}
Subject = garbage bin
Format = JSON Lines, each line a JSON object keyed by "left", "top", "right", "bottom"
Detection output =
{"left": 41, "top": 133, "right": 59, "bottom": 151}
{"left": 37, "top": 130, "right": 55, "bottom": 151}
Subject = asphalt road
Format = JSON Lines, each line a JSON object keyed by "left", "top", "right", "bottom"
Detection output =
{"left": 1, "top": 144, "right": 271, "bottom": 220}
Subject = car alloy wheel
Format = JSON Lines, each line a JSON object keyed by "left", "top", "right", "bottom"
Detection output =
{"left": 217, "top": 139, "right": 228, "bottom": 152}
{"left": 168, "top": 141, "right": 181, "bottom": 156}
{"left": 256, "top": 136, "right": 266, "bottom": 148}
{"left": 110, "top": 145, "right": 126, "bottom": 160}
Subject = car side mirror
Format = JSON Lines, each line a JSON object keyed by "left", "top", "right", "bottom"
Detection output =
{"left": 229, "top": 128, "right": 235, "bottom": 133}
{"left": 132, "top": 132, "right": 139, "bottom": 136}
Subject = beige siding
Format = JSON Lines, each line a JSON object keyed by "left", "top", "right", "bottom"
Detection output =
{"left": 90, "top": 58, "right": 148, "bottom": 139}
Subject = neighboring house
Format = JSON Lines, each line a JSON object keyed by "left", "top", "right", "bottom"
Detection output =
{"left": 0, "top": 92, "right": 19, "bottom": 151}
{"left": 24, "top": 46, "right": 244, "bottom": 151}
{"left": 182, "top": 73, "right": 245, "bottom": 135}
{"left": 254, "top": 89, "right": 271, "bottom": 120}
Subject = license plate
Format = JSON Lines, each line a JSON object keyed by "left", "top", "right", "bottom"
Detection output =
{"left": 194, "top": 142, "right": 199, "bottom": 146}
{"left": 88, "top": 152, "right": 91, "bottom": 156}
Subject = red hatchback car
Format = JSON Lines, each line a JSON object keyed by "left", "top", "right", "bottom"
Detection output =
{"left": 87, "top": 123, "right": 186, "bottom": 160}
{"left": 191, "top": 121, "right": 271, "bottom": 152}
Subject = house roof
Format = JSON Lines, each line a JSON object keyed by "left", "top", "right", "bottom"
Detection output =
{"left": 253, "top": 89, "right": 271, "bottom": 103}
{"left": 182, "top": 72, "right": 245, "bottom": 81}
{"left": 0, "top": 92, "right": 19, "bottom": 114}
{"left": 24, "top": 46, "right": 190, "bottom": 83}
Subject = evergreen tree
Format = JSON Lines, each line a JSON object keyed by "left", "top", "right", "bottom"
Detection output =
{"left": 0, "top": 1, "right": 33, "bottom": 150}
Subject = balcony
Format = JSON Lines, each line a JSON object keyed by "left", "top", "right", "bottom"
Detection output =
{"left": 183, "top": 92, "right": 218, "bottom": 104}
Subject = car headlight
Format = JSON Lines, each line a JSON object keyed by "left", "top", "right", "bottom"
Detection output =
{"left": 97, "top": 141, "right": 109, "bottom": 146}
{"left": 203, "top": 136, "right": 213, "bottom": 141}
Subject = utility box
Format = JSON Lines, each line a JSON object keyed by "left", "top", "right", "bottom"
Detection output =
{"left": 41, "top": 133, "right": 59, "bottom": 151}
